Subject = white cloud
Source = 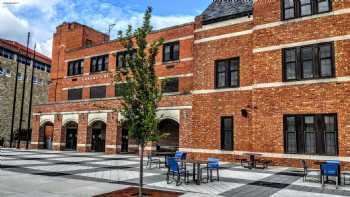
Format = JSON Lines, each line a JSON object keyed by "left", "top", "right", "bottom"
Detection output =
{"left": 0, "top": 1, "right": 196, "bottom": 58}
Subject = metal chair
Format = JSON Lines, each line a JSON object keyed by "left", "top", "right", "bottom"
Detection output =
{"left": 300, "top": 160, "right": 319, "bottom": 182}
{"left": 321, "top": 163, "right": 339, "bottom": 188}
{"left": 201, "top": 158, "right": 220, "bottom": 182}
{"left": 146, "top": 154, "right": 161, "bottom": 168}
{"left": 166, "top": 157, "right": 189, "bottom": 186}
{"left": 174, "top": 151, "right": 187, "bottom": 161}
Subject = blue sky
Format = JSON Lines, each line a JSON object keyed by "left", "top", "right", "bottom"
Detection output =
{"left": 0, "top": 0, "right": 212, "bottom": 57}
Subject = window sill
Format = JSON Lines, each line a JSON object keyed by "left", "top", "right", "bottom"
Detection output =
{"left": 65, "top": 74, "right": 84, "bottom": 79}
{"left": 281, "top": 10, "right": 331, "bottom": 22}
{"left": 283, "top": 76, "right": 335, "bottom": 83}
{"left": 162, "top": 60, "right": 180, "bottom": 65}
{"left": 89, "top": 71, "right": 109, "bottom": 75}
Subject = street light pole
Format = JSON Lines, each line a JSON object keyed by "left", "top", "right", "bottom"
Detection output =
{"left": 17, "top": 32, "right": 30, "bottom": 148}
{"left": 26, "top": 43, "right": 36, "bottom": 149}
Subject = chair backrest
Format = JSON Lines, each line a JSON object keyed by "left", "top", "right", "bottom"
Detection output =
{"left": 167, "top": 157, "right": 179, "bottom": 172}
{"left": 208, "top": 157, "right": 220, "bottom": 168}
{"left": 326, "top": 160, "right": 340, "bottom": 165}
{"left": 321, "top": 163, "right": 338, "bottom": 176}
{"left": 175, "top": 151, "right": 186, "bottom": 160}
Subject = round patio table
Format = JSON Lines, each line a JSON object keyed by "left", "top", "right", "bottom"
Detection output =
{"left": 183, "top": 159, "right": 209, "bottom": 185}
{"left": 242, "top": 153, "right": 263, "bottom": 169}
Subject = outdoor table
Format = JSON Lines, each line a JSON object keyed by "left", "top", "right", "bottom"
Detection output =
{"left": 314, "top": 161, "right": 341, "bottom": 184}
{"left": 242, "top": 153, "right": 263, "bottom": 169}
{"left": 183, "top": 159, "right": 209, "bottom": 185}
{"left": 154, "top": 152, "right": 175, "bottom": 167}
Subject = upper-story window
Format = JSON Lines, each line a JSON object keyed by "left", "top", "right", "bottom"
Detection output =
{"left": 17, "top": 73, "right": 23, "bottom": 80}
{"left": 0, "top": 67, "right": 4, "bottom": 76}
{"left": 17, "top": 54, "right": 30, "bottom": 65}
{"left": 90, "top": 86, "right": 106, "bottom": 99}
{"left": 215, "top": 57, "right": 240, "bottom": 89}
{"left": 282, "top": 0, "right": 331, "bottom": 20}
{"left": 162, "top": 78, "right": 179, "bottom": 93}
{"left": 283, "top": 42, "right": 334, "bottom": 82}
{"left": 67, "top": 59, "right": 83, "bottom": 76}
{"left": 68, "top": 88, "right": 83, "bottom": 100}
{"left": 163, "top": 41, "right": 179, "bottom": 62}
{"left": 115, "top": 83, "right": 127, "bottom": 97}
{"left": 91, "top": 55, "right": 108, "bottom": 73}
{"left": 116, "top": 50, "right": 136, "bottom": 69}
{"left": 0, "top": 47, "right": 14, "bottom": 60}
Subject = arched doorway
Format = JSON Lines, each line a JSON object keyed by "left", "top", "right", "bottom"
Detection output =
{"left": 158, "top": 119, "right": 179, "bottom": 152}
{"left": 64, "top": 121, "right": 78, "bottom": 150}
{"left": 90, "top": 121, "right": 106, "bottom": 152}
{"left": 40, "top": 122, "right": 54, "bottom": 149}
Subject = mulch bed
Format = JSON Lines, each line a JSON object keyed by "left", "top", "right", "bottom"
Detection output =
{"left": 94, "top": 187, "right": 183, "bottom": 197}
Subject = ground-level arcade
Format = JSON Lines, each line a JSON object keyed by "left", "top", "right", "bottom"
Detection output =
{"left": 31, "top": 102, "right": 191, "bottom": 154}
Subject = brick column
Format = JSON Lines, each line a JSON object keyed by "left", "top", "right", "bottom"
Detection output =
{"left": 77, "top": 113, "right": 89, "bottom": 152}
{"left": 105, "top": 112, "right": 118, "bottom": 154}
{"left": 53, "top": 114, "right": 64, "bottom": 150}
{"left": 30, "top": 115, "right": 41, "bottom": 149}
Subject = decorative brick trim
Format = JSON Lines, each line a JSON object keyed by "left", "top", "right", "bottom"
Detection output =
{"left": 194, "top": 30, "right": 253, "bottom": 44}
{"left": 77, "top": 144, "right": 91, "bottom": 147}
{"left": 195, "top": 16, "right": 253, "bottom": 33}
{"left": 164, "top": 35, "right": 194, "bottom": 43}
{"left": 192, "top": 76, "right": 350, "bottom": 95}
{"left": 179, "top": 148, "right": 350, "bottom": 162}
{"left": 158, "top": 73, "right": 193, "bottom": 79}
{"left": 253, "top": 34, "right": 350, "bottom": 53}
{"left": 62, "top": 83, "right": 111, "bottom": 91}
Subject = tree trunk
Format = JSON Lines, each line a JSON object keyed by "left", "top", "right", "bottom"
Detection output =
{"left": 139, "top": 143, "right": 144, "bottom": 197}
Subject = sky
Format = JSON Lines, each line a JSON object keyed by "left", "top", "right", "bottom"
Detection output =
{"left": 0, "top": 0, "right": 212, "bottom": 58}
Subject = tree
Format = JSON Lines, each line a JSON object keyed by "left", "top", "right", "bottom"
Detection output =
{"left": 116, "top": 7, "right": 164, "bottom": 196}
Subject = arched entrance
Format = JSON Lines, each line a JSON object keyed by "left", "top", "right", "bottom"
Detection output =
{"left": 64, "top": 121, "right": 78, "bottom": 150}
{"left": 40, "top": 122, "right": 54, "bottom": 149}
{"left": 158, "top": 119, "right": 180, "bottom": 152}
{"left": 90, "top": 121, "right": 106, "bottom": 152}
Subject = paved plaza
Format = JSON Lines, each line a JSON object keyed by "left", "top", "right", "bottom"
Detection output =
{"left": 1, "top": 149, "right": 350, "bottom": 197}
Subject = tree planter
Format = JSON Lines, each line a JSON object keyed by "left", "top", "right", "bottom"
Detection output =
{"left": 94, "top": 187, "right": 183, "bottom": 197}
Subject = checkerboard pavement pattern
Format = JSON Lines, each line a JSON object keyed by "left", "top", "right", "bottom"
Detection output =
{"left": 1, "top": 149, "right": 350, "bottom": 197}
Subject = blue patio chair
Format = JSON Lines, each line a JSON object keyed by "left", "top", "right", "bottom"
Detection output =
{"left": 175, "top": 151, "right": 187, "bottom": 161}
{"left": 321, "top": 163, "right": 339, "bottom": 188}
{"left": 166, "top": 157, "right": 189, "bottom": 186}
{"left": 201, "top": 158, "right": 220, "bottom": 182}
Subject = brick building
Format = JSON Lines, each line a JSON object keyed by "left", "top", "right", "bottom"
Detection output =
{"left": 0, "top": 39, "right": 51, "bottom": 146}
{"left": 31, "top": 0, "right": 350, "bottom": 167}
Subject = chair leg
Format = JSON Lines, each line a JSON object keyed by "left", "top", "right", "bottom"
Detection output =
{"left": 336, "top": 176, "right": 338, "bottom": 189}
{"left": 322, "top": 175, "right": 324, "bottom": 188}
{"left": 217, "top": 168, "right": 219, "bottom": 181}
{"left": 176, "top": 173, "right": 182, "bottom": 186}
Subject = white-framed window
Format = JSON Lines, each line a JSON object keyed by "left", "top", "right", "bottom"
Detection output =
{"left": 33, "top": 76, "right": 39, "bottom": 84}
{"left": 5, "top": 69, "right": 11, "bottom": 77}
{"left": 17, "top": 73, "right": 23, "bottom": 80}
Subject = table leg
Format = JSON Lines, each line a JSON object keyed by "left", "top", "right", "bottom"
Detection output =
{"left": 192, "top": 163, "right": 196, "bottom": 182}
{"left": 197, "top": 163, "right": 201, "bottom": 185}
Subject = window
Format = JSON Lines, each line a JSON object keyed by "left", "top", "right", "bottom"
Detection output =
{"left": 215, "top": 57, "right": 240, "bottom": 89}
{"left": 46, "top": 65, "right": 51, "bottom": 73}
{"left": 33, "top": 76, "right": 39, "bottom": 84}
{"left": 5, "top": 68, "right": 11, "bottom": 77}
{"left": 90, "top": 86, "right": 106, "bottom": 99}
{"left": 0, "top": 67, "right": 4, "bottom": 76}
{"left": 90, "top": 55, "right": 108, "bottom": 73}
{"left": 161, "top": 78, "right": 179, "bottom": 93}
{"left": 163, "top": 41, "right": 179, "bottom": 62}
{"left": 282, "top": 0, "right": 331, "bottom": 20}
{"left": 221, "top": 117, "right": 234, "bottom": 150}
{"left": 0, "top": 47, "right": 14, "bottom": 59}
{"left": 115, "top": 83, "right": 127, "bottom": 97}
{"left": 17, "top": 73, "right": 23, "bottom": 80}
{"left": 283, "top": 42, "right": 334, "bottom": 81}
{"left": 67, "top": 60, "right": 83, "bottom": 76}
{"left": 17, "top": 55, "right": 30, "bottom": 65}
{"left": 68, "top": 88, "right": 83, "bottom": 100}
{"left": 284, "top": 114, "right": 338, "bottom": 155}
{"left": 116, "top": 50, "right": 136, "bottom": 69}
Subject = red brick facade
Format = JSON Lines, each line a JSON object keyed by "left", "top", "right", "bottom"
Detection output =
{"left": 32, "top": 0, "right": 350, "bottom": 168}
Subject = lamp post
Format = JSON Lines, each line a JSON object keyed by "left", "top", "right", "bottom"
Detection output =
{"left": 26, "top": 43, "right": 36, "bottom": 149}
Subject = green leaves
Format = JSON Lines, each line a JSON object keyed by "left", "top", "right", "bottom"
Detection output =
{"left": 116, "top": 7, "right": 164, "bottom": 146}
